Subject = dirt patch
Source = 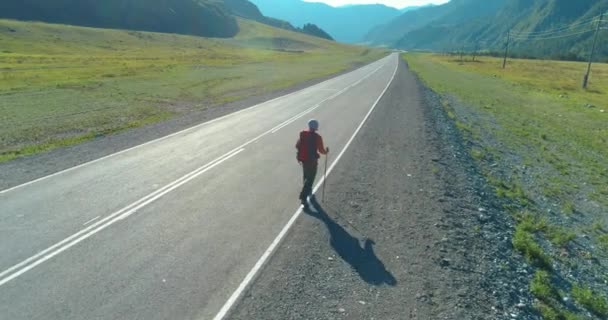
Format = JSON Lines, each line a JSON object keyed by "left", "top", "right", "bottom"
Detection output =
{"left": 229, "top": 59, "right": 535, "bottom": 319}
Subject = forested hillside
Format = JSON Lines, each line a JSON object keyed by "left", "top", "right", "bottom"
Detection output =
{"left": 0, "top": 0, "right": 335, "bottom": 41}
{"left": 367, "top": 0, "right": 608, "bottom": 61}
{"left": 0, "top": 0, "right": 239, "bottom": 38}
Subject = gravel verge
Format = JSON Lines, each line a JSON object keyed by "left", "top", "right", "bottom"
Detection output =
{"left": 228, "top": 58, "right": 536, "bottom": 319}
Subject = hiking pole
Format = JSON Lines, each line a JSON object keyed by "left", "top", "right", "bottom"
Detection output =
{"left": 322, "top": 151, "right": 328, "bottom": 202}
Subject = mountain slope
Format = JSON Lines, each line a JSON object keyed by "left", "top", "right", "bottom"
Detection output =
{"left": 0, "top": 0, "right": 239, "bottom": 38}
{"left": 365, "top": 0, "right": 506, "bottom": 46}
{"left": 0, "top": 0, "right": 335, "bottom": 41}
{"left": 368, "top": 0, "right": 608, "bottom": 61}
{"left": 221, "top": 0, "right": 297, "bottom": 31}
{"left": 250, "top": 0, "right": 401, "bottom": 43}
{"left": 222, "top": 0, "right": 334, "bottom": 40}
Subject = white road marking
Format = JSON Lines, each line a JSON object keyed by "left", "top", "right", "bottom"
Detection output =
{"left": 270, "top": 64, "right": 385, "bottom": 134}
{"left": 82, "top": 216, "right": 100, "bottom": 226}
{"left": 0, "top": 148, "right": 244, "bottom": 287}
{"left": 0, "top": 57, "right": 389, "bottom": 195}
{"left": 269, "top": 104, "right": 321, "bottom": 133}
{"left": 212, "top": 54, "right": 400, "bottom": 320}
{"left": 0, "top": 58, "right": 390, "bottom": 286}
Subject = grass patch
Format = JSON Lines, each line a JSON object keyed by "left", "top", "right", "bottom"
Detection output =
{"left": 492, "top": 179, "right": 530, "bottom": 207}
{"left": 515, "top": 212, "right": 575, "bottom": 248}
{"left": 531, "top": 270, "right": 560, "bottom": 302}
{"left": 513, "top": 222, "right": 552, "bottom": 269}
{"left": 598, "top": 234, "right": 608, "bottom": 250}
{"left": 572, "top": 286, "right": 608, "bottom": 317}
{"left": 535, "top": 302, "right": 582, "bottom": 320}
{"left": 0, "top": 18, "right": 386, "bottom": 161}
{"left": 546, "top": 227, "right": 576, "bottom": 248}
{"left": 561, "top": 201, "right": 575, "bottom": 215}
{"left": 531, "top": 271, "right": 583, "bottom": 320}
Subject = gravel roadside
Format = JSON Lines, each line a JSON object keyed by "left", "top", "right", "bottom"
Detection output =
{"left": 228, "top": 58, "right": 535, "bottom": 319}
{"left": 0, "top": 61, "right": 372, "bottom": 191}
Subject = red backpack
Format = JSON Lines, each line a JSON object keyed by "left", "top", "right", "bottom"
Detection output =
{"left": 297, "top": 131, "right": 319, "bottom": 163}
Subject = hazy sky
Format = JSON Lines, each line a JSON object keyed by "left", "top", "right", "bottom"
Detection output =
{"left": 303, "top": 0, "right": 450, "bottom": 9}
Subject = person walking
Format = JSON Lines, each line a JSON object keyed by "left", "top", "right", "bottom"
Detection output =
{"left": 296, "top": 119, "right": 329, "bottom": 208}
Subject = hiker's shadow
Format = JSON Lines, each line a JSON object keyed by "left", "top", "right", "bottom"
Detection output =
{"left": 305, "top": 197, "right": 397, "bottom": 286}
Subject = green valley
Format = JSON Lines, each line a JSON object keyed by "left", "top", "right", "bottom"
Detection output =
{"left": 0, "top": 18, "right": 384, "bottom": 162}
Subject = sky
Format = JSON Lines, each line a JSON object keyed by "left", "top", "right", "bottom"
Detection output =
{"left": 302, "top": 0, "right": 450, "bottom": 9}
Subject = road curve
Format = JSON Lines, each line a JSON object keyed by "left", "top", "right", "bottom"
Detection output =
{"left": 0, "top": 53, "right": 399, "bottom": 320}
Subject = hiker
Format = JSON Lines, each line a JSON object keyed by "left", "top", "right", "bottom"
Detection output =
{"left": 296, "top": 119, "right": 329, "bottom": 207}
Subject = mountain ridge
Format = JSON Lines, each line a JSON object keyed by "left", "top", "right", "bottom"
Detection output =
{"left": 250, "top": 0, "right": 401, "bottom": 43}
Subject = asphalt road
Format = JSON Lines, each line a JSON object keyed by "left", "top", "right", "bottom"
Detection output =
{"left": 0, "top": 53, "right": 399, "bottom": 320}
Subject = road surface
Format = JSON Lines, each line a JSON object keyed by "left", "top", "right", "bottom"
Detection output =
{"left": 0, "top": 53, "right": 399, "bottom": 320}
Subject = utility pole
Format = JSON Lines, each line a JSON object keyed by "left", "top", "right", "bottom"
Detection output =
{"left": 583, "top": 11, "right": 604, "bottom": 89}
{"left": 472, "top": 42, "right": 479, "bottom": 61}
{"left": 502, "top": 30, "right": 510, "bottom": 69}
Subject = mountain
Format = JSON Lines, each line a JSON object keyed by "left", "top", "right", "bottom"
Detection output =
{"left": 0, "top": 0, "right": 239, "bottom": 38}
{"left": 0, "top": 0, "right": 333, "bottom": 41}
{"left": 366, "top": 0, "right": 608, "bottom": 61}
{"left": 222, "top": 0, "right": 297, "bottom": 31}
{"left": 366, "top": 0, "right": 507, "bottom": 46}
{"left": 250, "top": 0, "right": 401, "bottom": 43}
{"left": 400, "top": 4, "right": 435, "bottom": 13}
{"left": 222, "top": 0, "right": 333, "bottom": 39}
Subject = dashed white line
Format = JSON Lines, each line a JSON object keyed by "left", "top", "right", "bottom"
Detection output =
{"left": 270, "top": 64, "right": 385, "bottom": 134}
{"left": 0, "top": 148, "right": 244, "bottom": 287}
{"left": 83, "top": 216, "right": 101, "bottom": 226}
{"left": 269, "top": 104, "right": 321, "bottom": 134}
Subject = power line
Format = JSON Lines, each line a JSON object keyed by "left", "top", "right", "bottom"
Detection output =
{"left": 511, "top": 16, "right": 601, "bottom": 36}
{"left": 511, "top": 29, "right": 596, "bottom": 41}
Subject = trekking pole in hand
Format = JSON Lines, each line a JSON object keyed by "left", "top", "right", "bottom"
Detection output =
{"left": 323, "top": 148, "right": 329, "bottom": 202}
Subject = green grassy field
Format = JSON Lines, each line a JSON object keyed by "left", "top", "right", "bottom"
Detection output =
{"left": 0, "top": 18, "right": 385, "bottom": 161}
{"left": 404, "top": 53, "right": 608, "bottom": 319}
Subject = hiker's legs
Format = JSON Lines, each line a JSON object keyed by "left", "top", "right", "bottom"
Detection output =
{"left": 300, "top": 162, "right": 318, "bottom": 202}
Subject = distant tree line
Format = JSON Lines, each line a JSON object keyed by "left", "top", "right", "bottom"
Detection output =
{"left": 299, "top": 23, "right": 334, "bottom": 41}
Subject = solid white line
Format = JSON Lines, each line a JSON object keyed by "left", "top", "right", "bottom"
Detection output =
{"left": 82, "top": 216, "right": 100, "bottom": 226}
{"left": 212, "top": 54, "right": 400, "bottom": 320}
{"left": 0, "top": 149, "right": 245, "bottom": 287}
{"left": 0, "top": 60, "right": 391, "bottom": 286}
{"left": 0, "top": 56, "right": 390, "bottom": 195}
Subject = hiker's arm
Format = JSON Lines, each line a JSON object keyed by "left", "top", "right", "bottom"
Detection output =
{"left": 317, "top": 136, "right": 329, "bottom": 154}
{"left": 295, "top": 137, "right": 301, "bottom": 162}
